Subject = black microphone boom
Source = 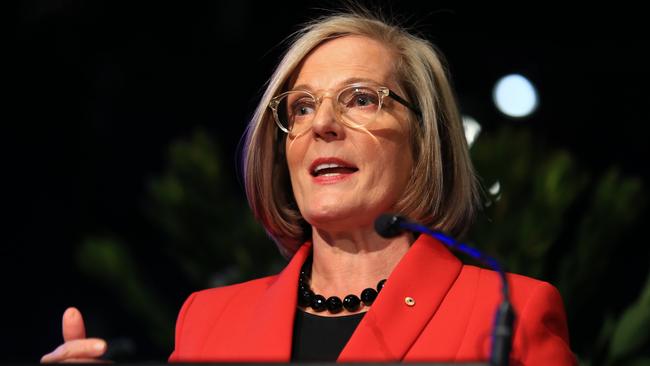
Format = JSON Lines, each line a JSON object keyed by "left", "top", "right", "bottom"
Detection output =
{"left": 374, "top": 213, "right": 515, "bottom": 366}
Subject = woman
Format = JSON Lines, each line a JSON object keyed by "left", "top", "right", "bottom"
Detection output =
{"left": 41, "top": 10, "right": 577, "bottom": 365}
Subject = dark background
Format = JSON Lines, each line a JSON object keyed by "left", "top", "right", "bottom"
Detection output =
{"left": 6, "top": 1, "right": 649, "bottom": 363}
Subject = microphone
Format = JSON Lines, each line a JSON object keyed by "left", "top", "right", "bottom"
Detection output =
{"left": 374, "top": 213, "right": 407, "bottom": 238}
{"left": 375, "top": 213, "right": 515, "bottom": 366}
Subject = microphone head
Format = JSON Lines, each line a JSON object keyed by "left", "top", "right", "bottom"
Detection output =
{"left": 374, "top": 213, "right": 405, "bottom": 238}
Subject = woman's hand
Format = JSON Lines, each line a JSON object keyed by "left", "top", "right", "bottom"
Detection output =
{"left": 41, "top": 307, "right": 109, "bottom": 363}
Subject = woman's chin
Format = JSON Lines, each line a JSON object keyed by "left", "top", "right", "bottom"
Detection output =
{"left": 304, "top": 208, "right": 376, "bottom": 232}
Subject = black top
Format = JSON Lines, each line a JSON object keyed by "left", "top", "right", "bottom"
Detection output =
{"left": 291, "top": 309, "right": 366, "bottom": 362}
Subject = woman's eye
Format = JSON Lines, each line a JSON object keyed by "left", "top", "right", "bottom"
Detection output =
{"left": 355, "top": 94, "right": 374, "bottom": 106}
{"left": 290, "top": 100, "right": 315, "bottom": 117}
{"left": 344, "top": 89, "right": 379, "bottom": 109}
{"left": 298, "top": 105, "right": 314, "bottom": 115}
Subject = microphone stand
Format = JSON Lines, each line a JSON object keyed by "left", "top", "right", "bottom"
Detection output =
{"left": 376, "top": 215, "right": 515, "bottom": 366}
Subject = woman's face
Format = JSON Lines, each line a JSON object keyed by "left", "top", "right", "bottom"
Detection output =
{"left": 285, "top": 35, "right": 414, "bottom": 232}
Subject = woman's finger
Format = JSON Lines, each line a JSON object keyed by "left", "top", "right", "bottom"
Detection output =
{"left": 40, "top": 338, "right": 107, "bottom": 363}
{"left": 62, "top": 307, "right": 86, "bottom": 342}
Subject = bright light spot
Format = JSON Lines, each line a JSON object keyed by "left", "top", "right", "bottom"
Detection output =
{"left": 493, "top": 74, "right": 539, "bottom": 118}
{"left": 489, "top": 181, "right": 501, "bottom": 195}
{"left": 462, "top": 115, "right": 482, "bottom": 148}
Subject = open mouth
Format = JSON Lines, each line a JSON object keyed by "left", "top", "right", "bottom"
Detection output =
{"left": 311, "top": 163, "right": 359, "bottom": 177}
{"left": 309, "top": 158, "right": 359, "bottom": 177}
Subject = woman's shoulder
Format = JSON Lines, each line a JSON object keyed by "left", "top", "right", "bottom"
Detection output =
{"left": 455, "top": 264, "right": 575, "bottom": 364}
{"left": 169, "top": 274, "right": 284, "bottom": 361}
{"left": 454, "top": 264, "right": 568, "bottom": 322}
{"left": 459, "top": 263, "right": 561, "bottom": 299}
{"left": 172, "top": 275, "right": 282, "bottom": 340}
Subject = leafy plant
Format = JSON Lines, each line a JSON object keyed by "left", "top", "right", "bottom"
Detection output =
{"left": 468, "top": 125, "right": 649, "bottom": 365}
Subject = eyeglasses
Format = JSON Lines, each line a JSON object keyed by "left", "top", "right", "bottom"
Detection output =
{"left": 268, "top": 82, "right": 421, "bottom": 134}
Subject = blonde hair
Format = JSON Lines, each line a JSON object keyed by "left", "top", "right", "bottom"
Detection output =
{"left": 242, "top": 8, "right": 479, "bottom": 257}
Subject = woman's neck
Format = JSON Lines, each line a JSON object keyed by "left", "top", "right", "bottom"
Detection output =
{"left": 305, "top": 225, "right": 413, "bottom": 314}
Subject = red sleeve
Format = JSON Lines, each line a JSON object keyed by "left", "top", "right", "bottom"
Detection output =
{"left": 168, "top": 292, "right": 198, "bottom": 363}
{"left": 512, "top": 281, "right": 578, "bottom": 366}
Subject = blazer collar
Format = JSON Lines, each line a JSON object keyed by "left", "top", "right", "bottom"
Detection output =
{"left": 338, "top": 234, "right": 462, "bottom": 361}
{"left": 233, "top": 242, "right": 311, "bottom": 361}
{"left": 238, "top": 234, "right": 462, "bottom": 362}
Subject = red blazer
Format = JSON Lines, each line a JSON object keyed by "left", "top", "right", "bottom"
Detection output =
{"left": 169, "top": 235, "right": 577, "bottom": 365}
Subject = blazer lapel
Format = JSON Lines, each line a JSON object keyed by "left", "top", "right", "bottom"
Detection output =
{"left": 233, "top": 242, "right": 312, "bottom": 361}
{"left": 338, "top": 235, "right": 462, "bottom": 362}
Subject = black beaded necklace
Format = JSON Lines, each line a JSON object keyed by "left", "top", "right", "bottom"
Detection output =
{"left": 297, "top": 256, "right": 387, "bottom": 314}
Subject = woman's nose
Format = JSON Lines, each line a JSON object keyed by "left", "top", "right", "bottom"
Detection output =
{"left": 310, "top": 97, "right": 344, "bottom": 141}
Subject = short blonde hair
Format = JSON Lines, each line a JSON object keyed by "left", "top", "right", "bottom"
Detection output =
{"left": 242, "top": 9, "right": 479, "bottom": 257}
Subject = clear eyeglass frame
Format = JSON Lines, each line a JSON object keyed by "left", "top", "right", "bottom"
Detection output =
{"left": 268, "top": 82, "right": 421, "bottom": 134}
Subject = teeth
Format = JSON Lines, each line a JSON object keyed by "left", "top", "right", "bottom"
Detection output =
{"left": 314, "top": 163, "right": 342, "bottom": 174}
